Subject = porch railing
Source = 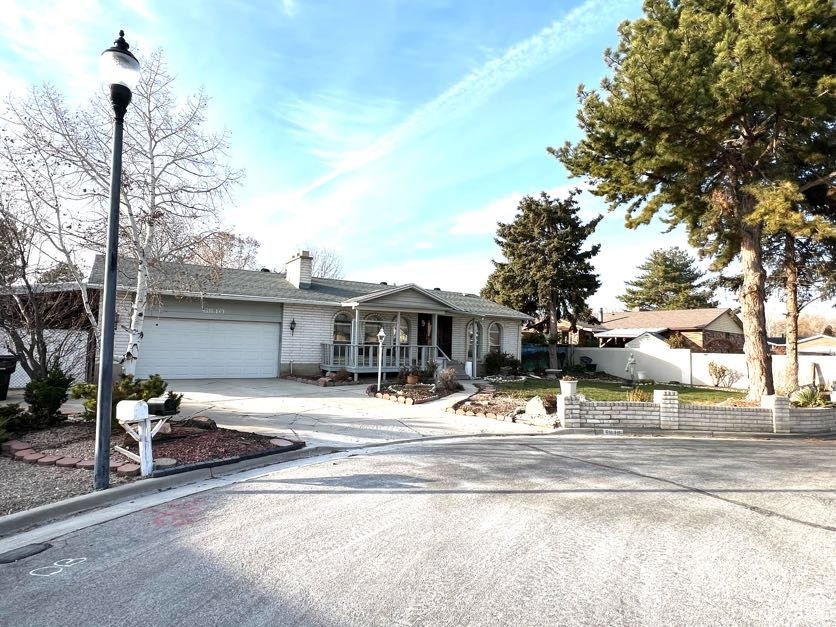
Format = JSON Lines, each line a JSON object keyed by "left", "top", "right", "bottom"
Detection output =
{"left": 320, "top": 343, "right": 451, "bottom": 371}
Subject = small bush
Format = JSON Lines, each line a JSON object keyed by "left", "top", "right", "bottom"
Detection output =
{"left": 24, "top": 366, "right": 72, "bottom": 428}
{"left": 397, "top": 367, "right": 409, "bottom": 385}
{"left": 72, "top": 373, "right": 182, "bottom": 421}
{"left": 437, "top": 367, "right": 463, "bottom": 393}
{"left": 0, "top": 404, "right": 31, "bottom": 440}
{"left": 708, "top": 361, "right": 742, "bottom": 388}
{"left": 627, "top": 387, "right": 652, "bottom": 402}
{"left": 332, "top": 368, "right": 352, "bottom": 383}
{"left": 484, "top": 351, "right": 522, "bottom": 375}
{"left": 667, "top": 334, "right": 687, "bottom": 349}
{"left": 792, "top": 386, "right": 829, "bottom": 408}
{"left": 422, "top": 360, "right": 439, "bottom": 382}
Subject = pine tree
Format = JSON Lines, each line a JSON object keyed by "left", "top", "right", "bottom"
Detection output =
{"left": 482, "top": 190, "right": 602, "bottom": 369}
{"left": 619, "top": 248, "right": 718, "bottom": 310}
{"left": 553, "top": 0, "right": 835, "bottom": 398}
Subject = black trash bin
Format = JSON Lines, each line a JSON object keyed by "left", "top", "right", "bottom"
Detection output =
{"left": 0, "top": 355, "right": 19, "bottom": 401}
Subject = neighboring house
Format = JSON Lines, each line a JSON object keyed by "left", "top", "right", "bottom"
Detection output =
{"left": 579, "top": 308, "right": 744, "bottom": 352}
{"left": 770, "top": 334, "right": 836, "bottom": 356}
{"left": 87, "top": 251, "right": 529, "bottom": 380}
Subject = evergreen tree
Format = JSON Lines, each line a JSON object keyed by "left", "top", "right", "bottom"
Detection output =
{"left": 553, "top": 0, "right": 835, "bottom": 398}
{"left": 619, "top": 247, "right": 718, "bottom": 310}
{"left": 482, "top": 190, "right": 602, "bottom": 369}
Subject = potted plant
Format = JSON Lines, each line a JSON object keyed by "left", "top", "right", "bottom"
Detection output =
{"left": 559, "top": 375, "right": 578, "bottom": 396}
{"left": 407, "top": 366, "right": 421, "bottom": 385}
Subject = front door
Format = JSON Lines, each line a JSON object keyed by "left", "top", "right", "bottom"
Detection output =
{"left": 437, "top": 315, "right": 453, "bottom": 359}
{"left": 418, "top": 314, "right": 432, "bottom": 345}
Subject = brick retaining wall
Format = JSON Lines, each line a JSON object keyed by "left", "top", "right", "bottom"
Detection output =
{"left": 555, "top": 391, "right": 834, "bottom": 434}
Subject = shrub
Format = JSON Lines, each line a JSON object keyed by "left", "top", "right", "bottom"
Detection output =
{"left": 0, "top": 404, "right": 31, "bottom": 440}
{"left": 666, "top": 334, "right": 687, "bottom": 349}
{"left": 708, "top": 361, "right": 742, "bottom": 388}
{"left": 484, "top": 351, "right": 522, "bottom": 376}
{"left": 332, "top": 368, "right": 352, "bottom": 382}
{"left": 71, "top": 373, "right": 182, "bottom": 421}
{"left": 792, "top": 386, "right": 829, "bottom": 408}
{"left": 24, "top": 366, "right": 72, "bottom": 428}
{"left": 437, "top": 368, "right": 463, "bottom": 393}
{"left": 397, "top": 367, "right": 409, "bottom": 385}
{"left": 422, "top": 360, "right": 438, "bottom": 382}
{"left": 627, "top": 387, "right": 652, "bottom": 402}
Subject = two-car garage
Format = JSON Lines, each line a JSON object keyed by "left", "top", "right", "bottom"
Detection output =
{"left": 129, "top": 298, "right": 283, "bottom": 379}
{"left": 135, "top": 318, "right": 281, "bottom": 379}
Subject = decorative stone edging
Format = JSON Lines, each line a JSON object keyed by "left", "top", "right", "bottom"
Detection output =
{"left": 1, "top": 439, "right": 141, "bottom": 476}
{"left": 365, "top": 384, "right": 442, "bottom": 405}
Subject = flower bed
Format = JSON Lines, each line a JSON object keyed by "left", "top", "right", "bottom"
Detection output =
{"left": 366, "top": 383, "right": 443, "bottom": 405}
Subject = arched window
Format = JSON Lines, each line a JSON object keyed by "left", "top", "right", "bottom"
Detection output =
{"left": 466, "top": 321, "right": 482, "bottom": 359}
{"left": 364, "top": 314, "right": 383, "bottom": 344}
{"left": 489, "top": 323, "right": 502, "bottom": 354}
{"left": 394, "top": 315, "right": 409, "bottom": 345}
{"left": 333, "top": 312, "right": 352, "bottom": 344}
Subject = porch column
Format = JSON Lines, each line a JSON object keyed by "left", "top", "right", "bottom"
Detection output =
{"left": 432, "top": 313, "right": 438, "bottom": 361}
{"left": 471, "top": 319, "right": 478, "bottom": 379}
{"left": 354, "top": 307, "right": 361, "bottom": 381}
{"left": 395, "top": 312, "right": 401, "bottom": 369}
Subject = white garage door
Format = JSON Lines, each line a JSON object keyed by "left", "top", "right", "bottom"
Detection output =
{"left": 135, "top": 318, "right": 280, "bottom": 379}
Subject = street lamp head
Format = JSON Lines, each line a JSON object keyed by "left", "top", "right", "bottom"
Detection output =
{"left": 377, "top": 327, "right": 386, "bottom": 343}
{"left": 100, "top": 30, "right": 140, "bottom": 120}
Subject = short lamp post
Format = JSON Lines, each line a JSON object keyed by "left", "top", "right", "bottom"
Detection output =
{"left": 93, "top": 30, "right": 140, "bottom": 491}
{"left": 377, "top": 327, "right": 386, "bottom": 393}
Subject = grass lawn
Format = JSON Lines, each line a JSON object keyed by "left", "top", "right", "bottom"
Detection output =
{"left": 495, "top": 379, "right": 746, "bottom": 405}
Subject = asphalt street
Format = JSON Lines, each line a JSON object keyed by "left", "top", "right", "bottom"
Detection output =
{"left": 2, "top": 435, "right": 834, "bottom": 626}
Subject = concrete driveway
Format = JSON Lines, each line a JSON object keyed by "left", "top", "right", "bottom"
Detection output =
{"left": 169, "top": 378, "right": 546, "bottom": 447}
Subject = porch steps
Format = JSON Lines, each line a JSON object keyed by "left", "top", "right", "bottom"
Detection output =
{"left": 446, "top": 360, "right": 471, "bottom": 380}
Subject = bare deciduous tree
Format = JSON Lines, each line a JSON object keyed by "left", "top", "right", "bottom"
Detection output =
{"left": 1, "top": 49, "right": 244, "bottom": 375}
{"left": 183, "top": 231, "right": 260, "bottom": 270}
{"left": 309, "top": 247, "right": 344, "bottom": 279}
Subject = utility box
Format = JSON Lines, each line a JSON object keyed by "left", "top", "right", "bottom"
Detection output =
{"left": 0, "top": 355, "right": 19, "bottom": 401}
{"left": 116, "top": 399, "right": 149, "bottom": 424}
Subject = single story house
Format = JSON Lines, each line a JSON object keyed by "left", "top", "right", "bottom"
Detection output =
{"left": 87, "top": 251, "right": 529, "bottom": 380}
{"left": 593, "top": 308, "right": 744, "bottom": 351}
{"left": 769, "top": 334, "right": 836, "bottom": 356}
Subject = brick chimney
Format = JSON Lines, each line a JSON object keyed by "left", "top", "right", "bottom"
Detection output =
{"left": 285, "top": 250, "right": 313, "bottom": 289}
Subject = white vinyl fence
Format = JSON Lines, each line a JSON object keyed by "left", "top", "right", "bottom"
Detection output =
{"left": 573, "top": 345, "right": 836, "bottom": 390}
{"left": 1, "top": 329, "right": 90, "bottom": 389}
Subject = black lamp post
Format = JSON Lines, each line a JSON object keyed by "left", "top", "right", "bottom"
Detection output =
{"left": 93, "top": 30, "right": 139, "bottom": 491}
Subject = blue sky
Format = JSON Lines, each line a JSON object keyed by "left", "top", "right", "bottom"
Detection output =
{"left": 1, "top": 0, "right": 827, "bottom": 318}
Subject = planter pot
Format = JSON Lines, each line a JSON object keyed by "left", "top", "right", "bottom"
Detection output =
{"left": 407, "top": 375, "right": 420, "bottom": 385}
{"left": 559, "top": 380, "right": 578, "bottom": 396}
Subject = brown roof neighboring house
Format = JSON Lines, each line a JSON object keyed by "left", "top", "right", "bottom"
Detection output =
{"left": 599, "top": 308, "right": 742, "bottom": 332}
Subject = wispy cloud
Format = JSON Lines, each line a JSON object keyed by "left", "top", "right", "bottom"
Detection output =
{"left": 296, "top": 0, "right": 630, "bottom": 196}
{"left": 281, "top": 0, "right": 298, "bottom": 17}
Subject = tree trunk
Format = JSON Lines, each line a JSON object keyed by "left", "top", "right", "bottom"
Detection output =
{"left": 739, "top": 223, "right": 774, "bottom": 399}
{"left": 121, "top": 255, "right": 150, "bottom": 377}
{"left": 783, "top": 233, "right": 799, "bottom": 392}
{"left": 547, "top": 304, "right": 559, "bottom": 370}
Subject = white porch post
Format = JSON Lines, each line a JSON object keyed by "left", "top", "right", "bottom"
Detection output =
{"left": 431, "top": 313, "right": 438, "bottom": 356}
{"left": 395, "top": 312, "right": 401, "bottom": 369}
{"left": 471, "top": 319, "right": 478, "bottom": 379}
{"left": 354, "top": 307, "right": 361, "bottom": 381}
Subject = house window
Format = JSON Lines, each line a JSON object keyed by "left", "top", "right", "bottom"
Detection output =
{"left": 489, "top": 323, "right": 502, "bottom": 354}
{"left": 466, "top": 321, "right": 482, "bottom": 360}
{"left": 394, "top": 315, "right": 409, "bottom": 345}
{"left": 364, "top": 315, "right": 383, "bottom": 344}
{"left": 333, "top": 312, "right": 352, "bottom": 344}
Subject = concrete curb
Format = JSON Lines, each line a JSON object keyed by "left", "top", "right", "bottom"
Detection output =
{"left": 0, "top": 445, "right": 338, "bottom": 539}
{"left": 549, "top": 427, "right": 836, "bottom": 439}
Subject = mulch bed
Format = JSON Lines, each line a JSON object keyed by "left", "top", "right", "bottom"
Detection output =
{"left": 120, "top": 427, "right": 280, "bottom": 465}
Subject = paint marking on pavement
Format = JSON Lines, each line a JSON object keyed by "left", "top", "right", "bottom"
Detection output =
{"left": 29, "top": 557, "right": 86, "bottom": 577}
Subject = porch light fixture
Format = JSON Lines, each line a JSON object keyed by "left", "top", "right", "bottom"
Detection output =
{"left": 290, "top": 318, "right": 296, "bottom": 335}
{"left": 377, "top": 327, "right": 386, "bottom": 393}
{"left": 93, "top": 30, "right": 140, "bottom": 492}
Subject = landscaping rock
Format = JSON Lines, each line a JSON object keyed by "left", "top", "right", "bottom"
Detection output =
{"left": 116, "top": 463, "right": 140, "bottom": 477}
{"left": 36, "top": 455, "right": 62, "bottom": 466}
{"left": 154, "top": 457, "right": 177, "bottom": 470}
{"left": 525, "top": 396, "right": 548, "bottom": 418}
{"left": 405, "top": 398, "right": 414, "bottom": 405}
{"left": 55, "top": 457, "right": 81, "bottom": 468}
{"left": 23, "top": 452, "right": 46, "bottom": 464}
{"left": 155, "top": 421, "right": 172, "bottom": 434}
{"left": 270, "top": 438, "right": 293, "bottom": 447}
{"left": 13, "top": 449, "right": 34, "bottom": 460}
{"left": 109, "top": 460, "right": 124, "bottom": 472}
{"left": 75, "top": 459, "right": 95, "bottom": 470}
{"left": 180, "top": 416, "right": 217, "bottom": 431}
{"left": 486, "top": 412, "right": 497, "bottom": 420}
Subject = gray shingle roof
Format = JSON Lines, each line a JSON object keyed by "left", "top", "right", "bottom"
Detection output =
{"left": 601, "top": 308, "right": 739, "bottom": 331}
{"left": 87, "top": 255, "right": 528, "bottom": 319}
